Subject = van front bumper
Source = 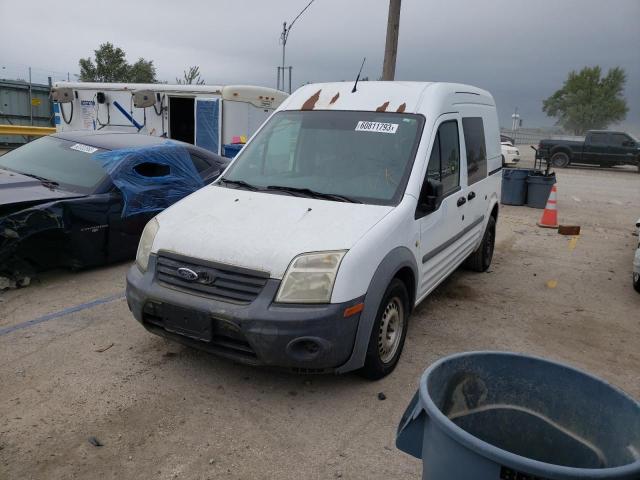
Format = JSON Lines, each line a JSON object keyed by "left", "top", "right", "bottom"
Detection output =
{"left": 126, "top": 255, "right": 362, "bottom": 372}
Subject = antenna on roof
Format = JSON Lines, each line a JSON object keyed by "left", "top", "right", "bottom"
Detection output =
{"left": 351, "top": 57, "right": 366, "bottom": 93}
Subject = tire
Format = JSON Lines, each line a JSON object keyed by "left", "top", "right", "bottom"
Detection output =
{"left": 551, "top": 151, "right": 570, "bottom": 168}
{"left": 359, "top": 279, "right": 410, "bottom": 380}
{"left": 634, "top": 272, "right": 640, "bottom": 293}
{"left": 464, "top": 216, "right": 496, "bottom": 272}
{"left": 501, "top": 155, "right": 506, "bottom": 168}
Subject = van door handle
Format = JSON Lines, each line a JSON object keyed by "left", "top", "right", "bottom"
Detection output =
{"left": 467, "top": 191, "right": 476, "bottom": 201}
{"left": 457, "top": 197, "right": 466, "bottom": 207}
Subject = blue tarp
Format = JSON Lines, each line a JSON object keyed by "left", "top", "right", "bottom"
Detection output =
{"left": 195, "top": 99, "right": 220, "bottom": 154}
{"left": 92, "top": 142, "right": 204, "bottom": 217}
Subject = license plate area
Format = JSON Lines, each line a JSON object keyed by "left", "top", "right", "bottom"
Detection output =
{"left": 162, "top": 305, "right": 212, "bottom": 342}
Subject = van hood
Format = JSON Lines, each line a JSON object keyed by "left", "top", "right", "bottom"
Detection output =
{"left": 153, "top": 185, "right": 393, "bottom": 278}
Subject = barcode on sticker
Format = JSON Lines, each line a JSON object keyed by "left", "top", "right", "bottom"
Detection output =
{"left": 355, "top": 121, "right": 398, "bottom": 134}
{"left": 70, "top": 143, "right": 98, "bottom": 154}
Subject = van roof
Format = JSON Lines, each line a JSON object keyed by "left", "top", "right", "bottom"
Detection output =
{"left": 280, "top": 81, "right": 493, "bottom": 114}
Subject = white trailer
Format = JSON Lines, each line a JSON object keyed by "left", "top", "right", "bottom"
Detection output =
{"left": 50, "top": 82, "right": 288, "bottom": 155}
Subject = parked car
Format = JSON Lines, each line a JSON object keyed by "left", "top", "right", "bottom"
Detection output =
{"left": 634, "top": 218, "right": 640, "bottom": 293}
{"left": 126, "top": 81, "right": 502, "bottom": 379}
{"left": 537, "top": 130, "right": 640, "bottom": 171}
{"left": 501, "top": 142, "right": 520, "bottom": 167}
{"left": 0, "top": 131, "right": 228, "bottom": 285}
{"left": 500, "top": 134, "right": 514, "bottom": 145}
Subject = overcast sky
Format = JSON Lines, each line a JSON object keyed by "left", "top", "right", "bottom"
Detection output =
{"left": 2, "top": 0, "right": 639, "bottom": 133}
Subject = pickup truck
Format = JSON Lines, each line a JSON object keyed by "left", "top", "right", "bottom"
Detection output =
{"left": 536, "top": 130, "right": 640, "bottom": 171}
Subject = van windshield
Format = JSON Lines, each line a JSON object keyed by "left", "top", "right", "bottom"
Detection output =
{"left": 220, "top": 110, "right": 424, "bottom": 205}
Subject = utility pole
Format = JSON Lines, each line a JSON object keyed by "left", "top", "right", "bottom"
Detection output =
{"left": 277, "top": 0, "right": 315, "bottom": 93}
{"left": 382, "top": 0, "right": 401, "bottom": 81}
{"left": 511, "top": 107, "right": 521, "bottom": 144}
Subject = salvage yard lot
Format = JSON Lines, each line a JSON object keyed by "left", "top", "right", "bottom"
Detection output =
{"left": 1, "top": 159, "right": 639, "bottom": 479}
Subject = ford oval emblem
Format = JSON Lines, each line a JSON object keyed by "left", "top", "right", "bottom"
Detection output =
{"left": 177, "top": 267, "right": 199, "bottom": 281}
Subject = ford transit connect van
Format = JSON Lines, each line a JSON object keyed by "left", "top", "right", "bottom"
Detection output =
{"left": 126, "top": 81, "right": 501, "bottom": 379}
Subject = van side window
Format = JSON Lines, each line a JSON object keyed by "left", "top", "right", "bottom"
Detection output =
{"left": 426, "top": 120, "right": 460, "bottom": 195}
{"left": 462, "top": 117, "right": 487, "bottom": 185}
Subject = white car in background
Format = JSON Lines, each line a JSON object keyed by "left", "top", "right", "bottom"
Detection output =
{"left": 634, "top": 218, "right": 640, "bottom": 293}
{"left": 501, "top": 135, "right": 520, "bottom": 167}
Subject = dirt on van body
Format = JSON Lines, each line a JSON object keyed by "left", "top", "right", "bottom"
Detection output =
{"left": 1, "top": 153, "right": 639, "bottom": 479}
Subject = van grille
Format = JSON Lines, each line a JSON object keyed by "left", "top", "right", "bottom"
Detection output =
{"left": 156, "top": 252, "right": 269, "bottom": 304}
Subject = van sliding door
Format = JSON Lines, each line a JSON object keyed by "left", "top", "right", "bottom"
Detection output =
{"left": 195, "top": 98, "right": 221, "bottom": 154}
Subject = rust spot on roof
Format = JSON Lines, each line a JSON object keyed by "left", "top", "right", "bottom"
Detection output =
{"left": 301, "top": 90, "right": 321, "bottom": 110}
{"left": 376, "top": 101, "right": 390, "bottom": 112}
{"left": 330, "top": 92, "right": 340, "bottom": 104}
{"left": 396, "top": 102, "right": 406, "bottom": 113}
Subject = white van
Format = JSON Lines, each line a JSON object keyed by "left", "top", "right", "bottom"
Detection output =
{"left": 126, "top": 81, "right": 501, "bottom": 379}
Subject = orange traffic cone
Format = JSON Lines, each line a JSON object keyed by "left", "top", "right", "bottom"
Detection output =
{"left": 537, "top": 184, "right": 559, "bottom": 228}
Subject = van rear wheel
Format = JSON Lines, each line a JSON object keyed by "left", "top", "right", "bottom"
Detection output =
{"left": 359, "top": 279, "right": 409, "bottom": 380}
{"left": 634, "top": 272, "right": 640, "bottom": 293}
{"left": 464, "top": 216, "right": 496, "bottom": 272}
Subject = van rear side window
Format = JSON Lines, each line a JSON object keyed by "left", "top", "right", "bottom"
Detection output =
{"left": 462, "top": 117, "right": 487, "bottom": 185}
{"left": 426, "top": 120, "right": 460, "bottom": 195}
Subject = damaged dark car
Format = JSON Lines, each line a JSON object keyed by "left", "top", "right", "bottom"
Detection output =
{"left": 0, "top": 132, "right": 228, "bottom": 287}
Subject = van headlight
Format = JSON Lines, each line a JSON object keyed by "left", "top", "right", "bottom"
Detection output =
{"left": 276, "top": 251, "right": 346, "bottom": 303}
{"left": 136, "top": 218, "right": 159, "bottom": 272}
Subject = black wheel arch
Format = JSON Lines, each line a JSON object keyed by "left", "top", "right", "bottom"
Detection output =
{"left": 550, "top": 147, "right": 572, "bottom": 160}
{"left": 335, "top": 246, "right": 418, "bottom": 374}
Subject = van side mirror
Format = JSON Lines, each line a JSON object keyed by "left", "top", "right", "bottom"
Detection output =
{"left": 418, "top": 179, "right": 443, "bottom": 214}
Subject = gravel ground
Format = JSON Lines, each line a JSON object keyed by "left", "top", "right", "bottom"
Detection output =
{"left": 1, "top": 151, "right": 639, "bottom": 479}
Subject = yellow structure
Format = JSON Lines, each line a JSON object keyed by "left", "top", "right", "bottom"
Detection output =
{"left": 0, "top": 125, "right": 56, "bottom": 137}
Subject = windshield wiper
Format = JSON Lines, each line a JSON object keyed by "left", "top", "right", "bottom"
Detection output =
{"left": 218, "top": 178, "right": 260, "bottom": 191}
{"left": 266, "top": 185, "right": 362, "bottom": 203}
{"left": 21, "top": 173, "right": 59, "bottom": 187}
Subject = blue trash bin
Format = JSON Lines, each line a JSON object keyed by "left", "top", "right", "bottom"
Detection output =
{"left": 526, "top": 171, "right": 557, "bottom": 209}
{"left": 396, "top": 351, "right": 640, "bottom": 480}
{"left": 223, "top": 143, "right": 244, "bottom": 159}
{"left": 501, "top": 169, "right": 531, "bottom": 206}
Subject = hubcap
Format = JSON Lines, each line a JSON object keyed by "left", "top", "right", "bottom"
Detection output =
{"left": 634, "top": 272, "right": 639, "bottom": 283}
{"left": 553, "top": 154, "right": 568, "bottom": 167}
{"left": 378, "top": 297, "right": 404, "bottom": 364}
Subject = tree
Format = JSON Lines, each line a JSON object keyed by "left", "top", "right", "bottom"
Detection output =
{"left": 128, "top": 58, "right": 157, "bottom": 83}
{"left": 79, "top": 43, "right": 157, "bottom": 83}
{"left": 176, "top": 66, "right": 205, "bottom": 85}
{"left": 543, "top": 66, "right": 628, "bottom": 135}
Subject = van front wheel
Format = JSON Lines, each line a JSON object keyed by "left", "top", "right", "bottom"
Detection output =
{"left": 359, "top": 279, "right": 409, "bottom": 380}
{"left": 464, "top": 216, "right": 496, "bottom": 272}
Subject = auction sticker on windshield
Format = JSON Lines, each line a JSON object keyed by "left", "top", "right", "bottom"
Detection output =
{"left": 70, "top": 143, "right": 99, "bottom": 154}
{"left": 355, "top": 121, "right": 399, "bottom": 134}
